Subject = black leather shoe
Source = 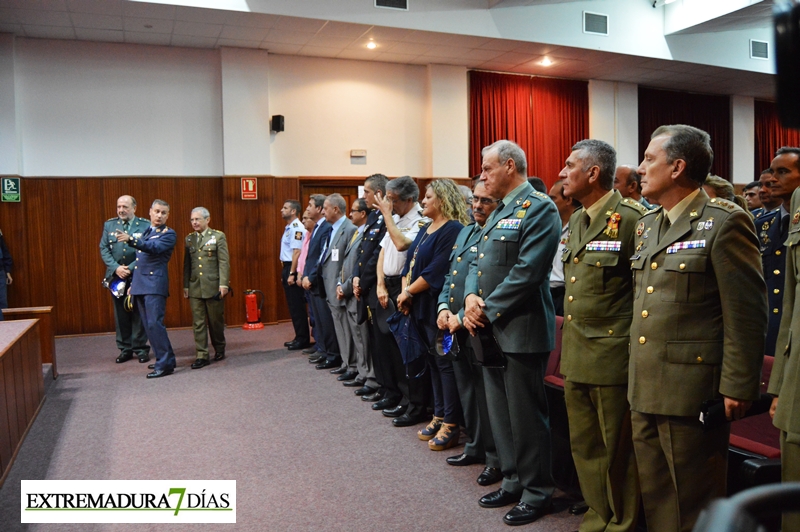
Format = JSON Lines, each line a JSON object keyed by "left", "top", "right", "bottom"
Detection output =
{"left": 147, "top": 364, "right": 156, "bottom": 369}
{"left": 287, "top": 341, "right": 311, "bottom": 351}
{"left": 477, "top": 467, "right": 503, "bottom": 486}
{"left": 137, "top": 354, "right": 150, "bottom": 363}
{"left": 116, "top": 353, "right": 133, "bottom": 363}
{"left": 302, "top": 346, "right": 318, "bottom": 354}
{"left": 478, "top": 488, "right": 521, "bottom": 509}
{"left": 330, "top": 367, "right": 348, "bottom": 376}
{"left": 372, "top": 397, "right": 398, "bottom": 410}
{"left": 191, "top": 358, "right": 209, "bottom": 369}
{"left": 309, "top": 355, "right": 325, "bottom": 364}
{"left": 336, "top": 370, "right": 357, "bottom": 381}
{"left": 355, "top": 385, "right": 377, "bottom": 396}
{"left": 284, "top": 339, "right": 296, "bottom": 347}
{"left": 392, "top": 412, "right": 426, "bottom": 427}
{"left": 214, "top": 352, "right": 226, "bottom": 361}
{"left": 343, "top": 380, "right": 363, "bottom": 387}
{"left": 568, "top": 501, "right": 589, "bottom": 515}
{"left": 362, "top": 390, "right": 384, "bottom": 402}
{"left": 446, "top": 453, "right": 482, "bottom": 466}
{"left": 503, "top": 502, "right": 550, "bottom": 526}
{"left": 315, "top": 359, "right": 339, "bottom": 370}
{"left": 146, "top": 368, "right": 174, "bottom": 379}
{"left": 382, "top": 404, "right": 408, "bottom": 417}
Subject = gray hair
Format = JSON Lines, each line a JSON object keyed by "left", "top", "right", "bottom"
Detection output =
{"left": 151, "top": 199, "right": 170, "bottom": 210}
{"left": 482, "top": 140, "right": 527, "bottom": 175}
{"left": 191, "top": 207, "right": 210, "bottom": 219}
{"left": 325, "top": 193, "right": 347, "bottom": 213}
{"left": 386, "top": 176, "right": 419, "bottom": 202}
{"left": 365, "top": 173, "right": 389, "bottom": 194}
{"left": 572, "top": 139, "right": 617, "bottom": 191}
{"left": 651, "top": 124, "right": 713, "bottom": 185}
{"left": 458, "top": 185, "right": 472, "bottom": 203}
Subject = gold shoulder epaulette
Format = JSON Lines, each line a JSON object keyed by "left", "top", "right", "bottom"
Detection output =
{"left": 708, "top": 198, "right": 737, "bottom": 211}
{"left": 532, "top": 191, "right": 549, "bottom": 201}
{"left": 620, "top": 198, "right": 648, "bottom": 215}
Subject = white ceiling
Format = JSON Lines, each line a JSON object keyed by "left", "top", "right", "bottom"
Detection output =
{"left": 0, "top": 0, "right": 776, "bottom": 99}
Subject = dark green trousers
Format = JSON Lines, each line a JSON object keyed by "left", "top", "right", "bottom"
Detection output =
{"left": 189, "top": 297, "right": 226, "bottom": 359}
{"left": 112, "top": 294, "right": 149, "bottom": 357}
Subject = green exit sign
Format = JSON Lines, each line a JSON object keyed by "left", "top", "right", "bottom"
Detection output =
{"left": 2, "top": 177, "right": 20, "bottom": 202}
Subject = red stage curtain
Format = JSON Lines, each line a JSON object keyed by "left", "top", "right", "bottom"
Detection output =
{"left": 638, "top": 87, "right": 731, "bottom": 181}
{"left": 469, "top": 70, "right": 588, "bottom": 189}
{"left": 754, "top": 100, "right": 800, "bottom": 177}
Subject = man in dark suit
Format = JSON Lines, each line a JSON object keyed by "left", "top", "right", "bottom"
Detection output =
{"left": 320, "top": 194, "right": 356, "bottom": 376}
{"left": 302, "top": 194, "right": 336, "bottom": 369}
{"left": 117, "top": 199, "right": 178, "bottom": 379}
{"left": 100, "top": 195, "right": 151, "bottom": 363}
{"left": 629, "top": 125, "right": 767, "bottom": 531}
{"left": 437, "top": 180, "right": 502, "bottom": 486}
{"left": 560, "top": 139, "right": 646, "bottom": 532}
{"left": 463, "top": 139, "right": 561, "bottom": 526}
{"left": 353, "top": 174, "right": 389, "bottom": 403}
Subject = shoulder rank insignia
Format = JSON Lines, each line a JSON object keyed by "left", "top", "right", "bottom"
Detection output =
{"left": 603, "top": 213, "right": 621, "bottom": 239}
{"left": 294, "top": 231, "right": 303, "bottom": 240}
{"left": 533, "top": 191, "right": 549, "bottom": 201}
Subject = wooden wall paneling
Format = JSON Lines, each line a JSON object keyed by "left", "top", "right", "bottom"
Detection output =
{"left": 75, "top": 179, "right": 113, "bottom": 334}
{"left": 0, "top": 359, "right": 10, "bottom": 474}
{"left": 12, "top": 341, "right": 26, "bottom": 437}
{"left": 23, "top": 180, "right": 60, "bottom": 333}
{"left": 0, "top": 189, "right": 30, "bottom": 308}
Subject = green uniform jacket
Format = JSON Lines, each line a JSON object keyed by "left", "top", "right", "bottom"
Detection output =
{"left": 465, "top": 184, "right": 561, "bottom": 354}
{"left": 629, "top": 190, "right": 767, "bottom": 416}
{"left": 769, "top": 187, "right": 800, "bottom": 440}
{"left": 561, "top": 191, "right": 648, "bottom": 385}
{"left": 183, "top": 229, "right": 230, "bottom": 299}
{"left": 438, "top": 222, "right": 482, "bottom": 319}
{"left": 99, "top": 216, "right": 150, "bottom": 281}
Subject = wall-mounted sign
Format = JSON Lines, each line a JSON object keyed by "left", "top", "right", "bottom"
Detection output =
{"left": 2, "top": 177, "right": 20, "bottom": 202}
{"left": 241, "top": 178, "right": 257, "bottom": 200}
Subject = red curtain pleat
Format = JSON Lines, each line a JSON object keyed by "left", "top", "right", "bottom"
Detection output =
{"left": 754, "top": 100, "right": 800, "bottom": 176}
{"left": 469, "top": 70, "right": 588, "bottom": 189}
{"left": 638, "top": 87, "right": 731, "bottom": 180}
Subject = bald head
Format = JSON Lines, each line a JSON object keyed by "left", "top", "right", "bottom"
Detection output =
{"left": 613, "top": 166, "right": 642, "bottom": 200}
{"left": 116, "top": 195, "right": 136, "bottom": 222}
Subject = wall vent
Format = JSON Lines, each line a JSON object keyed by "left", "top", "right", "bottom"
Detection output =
{"left": 375, "top": 0, "right": 408, "bottom": 10}
{"left": 583, "top": 11, "right": 608, "bottom": 36}
{"left": 750, "top": 39, "right": 769, "bottom": 60}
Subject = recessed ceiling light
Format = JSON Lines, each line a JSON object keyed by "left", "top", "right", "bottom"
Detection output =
{"left": 540, "top": 57, "right": 553, "bottom": 66}
{"left": 366, "top": 41, "right": 377, "bottom": 50}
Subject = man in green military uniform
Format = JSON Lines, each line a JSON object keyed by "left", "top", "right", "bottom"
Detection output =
{"left": 768, "top": 146, "right": 800, "bottom": 532}
{"left": 100, "top": 195, "right": 151, "bottom": 364}
{"left": 183, "top": 207, "right": 230, "bottom": 369}
{"left": 463, "top": 139, "right": 561, "bottom": 527}
{"left": 630, "top": 125, "right": 767, "bottom": 532}
{"left": 560, "top": 139, "right": 646, "bottom": 532}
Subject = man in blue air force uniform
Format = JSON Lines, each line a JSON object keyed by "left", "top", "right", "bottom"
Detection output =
{"left": 117, "top": 199, "right": 178, "bottom": 379}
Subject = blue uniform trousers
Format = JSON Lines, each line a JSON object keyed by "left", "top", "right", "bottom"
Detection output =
{"left": 136, "top": 295, "right": 175, "bottom": 371}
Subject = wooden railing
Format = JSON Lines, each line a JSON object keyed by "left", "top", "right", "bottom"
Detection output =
{"left": 2, "top": 306, "right": 57, "bottom": 378}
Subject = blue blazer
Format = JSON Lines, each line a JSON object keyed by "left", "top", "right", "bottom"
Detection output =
{"left": 305, "top": 220, "right": 332, "bottom": 296}
{"left": 129, "top": 225, "right": 177, "bottom": 297}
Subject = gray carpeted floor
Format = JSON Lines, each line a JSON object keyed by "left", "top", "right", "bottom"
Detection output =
{"left": 0, "top": 322, "right": 581, "bottom": 531}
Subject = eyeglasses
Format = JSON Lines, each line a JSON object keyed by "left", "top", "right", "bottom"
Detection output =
{"left": 470, "top": 196, "right": 500, "bottom": 206}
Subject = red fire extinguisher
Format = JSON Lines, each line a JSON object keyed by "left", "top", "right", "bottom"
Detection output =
{"left": 242, "top": 289, "right": 264, "bottom": 330}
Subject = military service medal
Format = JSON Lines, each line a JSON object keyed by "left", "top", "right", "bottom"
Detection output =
{"left": 636, "top": 222, "right": 645, "bottom": 236}
{"left": 603, "top": 213, "right": 621, "bottom": 239}
{"left": 794, "top": 209, "right": 800, "bottom": 225}
{"left": 522, "top": 200, "right": 531, "bottom": 208}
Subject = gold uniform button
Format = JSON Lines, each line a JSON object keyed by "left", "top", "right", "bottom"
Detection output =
{"left": 608, "top": 330, "right": 613, "bottom": 335}
{"left": 647, "top": 286, "right": 654, "bottom": 294}
{"left": 651, "top": 262, "right": 658, "bottom": 270}
{"left": 573, "top": 257, "right": 579, "bottom": 264}
{"left": 199, "top": 257, "right": 202, "bottom": 260}
{"left": 696, "top": 356, "right": 703, "bottom": 363}
{"left": 496, "top": 312, "right": 501, "bottom": 317}
{"left": 642, "top": 310, "right": 648, "bottom": 318}
{"left": 457, "top": 257, "right": 461, "bottom": 262}
{"left": 450, "top": 297, "right": 454, "bottom": 303}
{"left": 596, "top": 261, "right": 601, "bottom": 267}
{"left": 478, "top": 271, "right": 482, "bottom": 277}
{"left": 199, "top": 265, "right": 202, "bottom": 268}
{"left": 566, "top": 315, "right": 572, "bottom": 321}
{"left": 453, "top": 270, "right": 458, "bottom": 275}
{"left": 570, "top": 276, "right": 576, "bottom": 283}
{"left": 199, "top": 273, "right": 203, "bottom": 276}
{"left": 776, "top": 250, "right": 782, "bottom": 256}
{"left": 679, "top": 263, "right": 685, "bottom": 270}
{"left": 775, "top": 289, "right": 781, "bottom": 294}
{"left": 479, "top": 253, "right": 484, "bottom": 258}
{"left": 774, "top": 269, "right": 780, "bottom": 275}
{"left": 450, "top": 284, "right": 455, "bottom": 289}
{"left": 150, "top": 271, "right": 153, "bottom": 275}
{"left": 639, "top": 336, "right": 646, "bottom": 344}
{"left": 484, "top": 235, "right": 488, "bottom": 241}
{"left": 774, "top": 308, "right": 780, "bottom": 314}
{"left": 568, "top": 296, "right": 574, "bottom": 302}
{"left": 478, "top": 289, "right": 483, "bottom": 295}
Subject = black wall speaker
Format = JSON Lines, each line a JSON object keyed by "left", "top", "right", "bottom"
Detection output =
{"left": 271, "top": 115, "right": 285, "bottom": 133}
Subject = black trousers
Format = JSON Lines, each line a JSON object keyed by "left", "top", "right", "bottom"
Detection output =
{"left": 310, "top": 289, "right": 339, "bottom": 362}
{"left": 281, "top": 262, "right": 309, "bottom": 344}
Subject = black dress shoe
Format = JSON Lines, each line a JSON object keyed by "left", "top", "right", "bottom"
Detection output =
{"left": 503, "top": 502, "right": 550, "bottom": 526}
{"left": 336, "top": 370, "right": 357, "bottom": 381}
{"left": 287, "top": 341, "right": 311, "bottom": 351}
{"left": 302, "top": 346, "right": 318, "bottom": 354}
{"left": 138, "top": 354, "right": 150, "bottom": 363}
{"left": 477, "top": 467, "right": 503, "bottom": 486}
{"left": 214, "top": 352, "right": 226, "bottom": 361}
{"left": 147, "top": 364, "right": 156, "bottom": 369}
{"left": 191, "top": 358, "right": 209, "bottom": 369}
{"left": 382, "top": 404, "right": 408, "bottom": 418}
{"left": 115, "top": 353, "right": 133, "bottom": 363}
{"left": 392, "top": 412, "right": 426, "bottom": 427}
{"left": 446, "top": 453, "right": 482, "bottom": 466}
{"left": 284, "top": 339, "right": 296, "bottom": 347}
{"left": 330, "top": 367, "right": 348, "bottom": 376}
{"left": 568, "top": 501, "right": 589, "bottom": 515}
{"left": 355, "top": 385, "right": 377, "bottom": 396}
{"left": 315, "top": 359, "right": 339, "bottom": 370}
{"left": 478, "top": 488, "right": 521, "bottom": 509}
{"left": 146, "top": 368, "right": 174, "bottom": 379}
{"left": 362, "top": 390, "right": 384, "bottom": 402}
{"left": 308, "top": 355, "right": 325, "bottom": 364}
{"left": 372, "top": 397, "right": 398, "bottom": 410}
{"left": 343, "top": 380, "right": 363, "bottom": 387}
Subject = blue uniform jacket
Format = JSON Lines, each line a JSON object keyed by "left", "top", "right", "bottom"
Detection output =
{"left": 755, "top": 207, "right": 787, "bottom": 357}
{"left": 129, "top": 225, "right": 177, "bottom": 297}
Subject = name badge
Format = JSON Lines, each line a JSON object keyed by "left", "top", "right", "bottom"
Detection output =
{"left": 332, "top": 249, "right": 339, "bottom": 262}
{"left": 496, "top": 219, "right": 521, "bottom": 230}
{"left": 470, "top": 246, "right": 478, "bottom": 253}
{"left": 666, "top": 240, "right": 706, "bottom": 253}
{"left": 585, "top": 241, "right": 621, "bottom": 252}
